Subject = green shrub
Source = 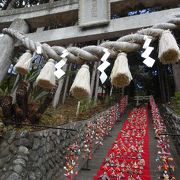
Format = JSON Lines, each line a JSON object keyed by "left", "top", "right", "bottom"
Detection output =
{"left": 175, "top": 91, "right": 180, "bottom": 100}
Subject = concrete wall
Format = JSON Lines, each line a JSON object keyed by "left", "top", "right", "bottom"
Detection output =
{"left": 0, "top": 0, "right": 179, "bottom": 30}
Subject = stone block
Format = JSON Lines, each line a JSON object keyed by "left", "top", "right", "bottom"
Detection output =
{"left": 32, "top": 138, "right": 40, "bottom": 150}
{"left": 18, "top": 146, "right": 29, "bottom": 155}
{"left": 13, "top": 159, "right": 26, "bottom": 167}
{"left": 7, "top": 172, "right": 22, "bottom": 180}
{"left": 13, "top": 164, "right": 23, "bottom": 174}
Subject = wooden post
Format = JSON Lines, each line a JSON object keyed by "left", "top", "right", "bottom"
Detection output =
{"left": 0, "top": 19, "right": 29, "bottom": 83}
{"left": 76, "top": 101, "right": 81, "bottom": 117}
{"left": 110, "top": 86, "right": 113, "bottom": 96}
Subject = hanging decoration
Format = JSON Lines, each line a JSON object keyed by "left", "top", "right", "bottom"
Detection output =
{"left": 2, "top": 14, "right": 180, "bottom": 99}
{"left": 36, "top": 59, "right": 56, "bottom": 89}
{"left": 97, "top": 48, "right": 110, "bottom": 84}
{"left": 110, "top": 52, "right": 132, "bottom": 87}
{"left": 14, "top": 50, "right": 32, "bottom": 75}
{"left": 70, "top": 64, "right": 91, "bottom": 99}
{"left": 158, "top": 30, "right": 180, "bottom": 64}
{"left": 141, "top": 35, "right": 155, "bottom": 68}
{"left": 36, "top": 45, "right": 42, "bottom": 55}
{"left": 54, "top": 49, "right": 69, "bottom": 79}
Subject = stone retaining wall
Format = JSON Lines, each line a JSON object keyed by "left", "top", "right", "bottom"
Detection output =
{"left": 0, "top": 104, "right": 119, "bottom": 180}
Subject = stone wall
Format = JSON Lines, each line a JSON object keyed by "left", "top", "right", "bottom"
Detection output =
{"left": 0, "top": 104, "right": 119, "bottom": 180}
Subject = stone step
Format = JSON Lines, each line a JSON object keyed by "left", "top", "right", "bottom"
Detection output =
{"left": 75, "top": 109, "right": 130, "bottom": 180}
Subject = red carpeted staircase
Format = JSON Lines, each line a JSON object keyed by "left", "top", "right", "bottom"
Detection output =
{"left": 75, "top": 104, "right": 180, "bottom": 180}
{"left": 94, "top": 106, "right": 150, "bottom": 180}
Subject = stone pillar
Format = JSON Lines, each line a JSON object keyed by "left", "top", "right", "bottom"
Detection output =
{"left": 172, "top": 62, "right": 180, "bottom": 92}
{"left": 0, "top": 19, "right": 29, "bottom": 83}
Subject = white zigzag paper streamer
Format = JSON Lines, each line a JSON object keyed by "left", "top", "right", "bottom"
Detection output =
{"left": 54, "top": 50, "right": 69, "bottom": 79}
{"left": 36, "top": 46, "right": 42, "bottom": 55}
{"left": 98, "top": 48, "right": 110, "bottom": 84}
{"left": 141, "top": 35, "right": 155, "bottom": 67}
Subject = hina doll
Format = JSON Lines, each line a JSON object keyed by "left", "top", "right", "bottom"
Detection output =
{"left": 111, "top": 169, "right": 117, "bottom": 178}
{"left": 170, "top": 174, "right": 175, "bottom": 180}
{"left": 99, "top": 172, "right": 110, "bottom": 180}
{"left": 112, "top": 142, "right": 119, "bottom": 150}
{"left": 115, "top": 165, "right": 121, "bottom": 172}
{"left": 138, "top": 158, "right": 145, "bottom": 167}
{"left": 120, "top": 160, "right": 126, "bottom": 168}
{"left": 162, "top": 162, "right": 169, "bottom": 171}
{"left": 128, "top": 174, "right": 135, "bottom": 180}
{"left": 109, "top": 152, "right": 115, "bottom": 159}
{"left": 117, "top": 172, "right": 125, "bottom": 180}
{"left": 163, "top": 171, "right": 169, "bottom": 180}
{"left": 132, "top": 162, "right": 139, "bottom": 169}
{"left": 116, "top": 148, "right": 121, "bottom": 158}
{"left": 102, "top": 163, "right": 109, "bottom": 171}
{"left": 136, "top": 175, "right": 142, "bottom": 180}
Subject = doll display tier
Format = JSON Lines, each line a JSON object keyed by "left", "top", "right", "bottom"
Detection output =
{"left": 94, "top": 106, "right": 150, "bottom": 180}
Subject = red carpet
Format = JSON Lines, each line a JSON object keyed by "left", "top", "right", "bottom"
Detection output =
{"left": 94, "top": 106, "right": 150, "bottom": 180}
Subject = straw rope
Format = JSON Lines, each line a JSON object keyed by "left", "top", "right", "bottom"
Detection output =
{"left": 2, "top": 14, "right": 180, "bottom": 64}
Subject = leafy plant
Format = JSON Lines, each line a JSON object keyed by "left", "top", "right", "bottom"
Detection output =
{"left": 0, "top": 74, "right": 16, "bottom": 96}
{"left": 104, "top": 95, "right": 115, "bottom": 106}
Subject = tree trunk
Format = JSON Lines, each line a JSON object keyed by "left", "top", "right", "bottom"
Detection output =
{"left": 0, "top": 96, "right": 14, "bottom": 125}
{"left": 16, "top": 81, "right": 28, "bottom": 120}
{"left": 11, "top": 74, "right": 22, "bottom": 104}
{"left": 0, "top": 19, "right": 29, "bottom": 84}
{"left": 94, "top": 40, "right": 101, "bottom": 103}
{"left": 94, "top": 61, "right": 101, "bottom": 103}
{"left": 90, "top": 62, "right": 98, "bottom": 98}
{"left": 62, "top": 64, "right": 72, "bottom": 104}
{"left": 164, "top": 66, "right": 170, "bottom": 102}
{"left": 158, "top": 62, "right": 167, "bottom": 103}
{"left": 172, "top": 62, "right": 180, "bottom": 92}
{"left": 52, "top": 65, "right": 68, "bottom": 108}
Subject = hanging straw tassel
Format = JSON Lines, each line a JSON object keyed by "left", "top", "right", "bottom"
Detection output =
{"left": 36, "top": 59, "right": 56, "bottom": 89}
{"left": 158, "top": 30, "right": 180, "bottom": 64}
{"left": 70, "top": 64, "right": 91, "bottom": 99}
{"left": 110, "top": 52, "right": 132, "bottom": 87}
{"left": 14, "top": 50, "right": 32, "bottom": 75}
